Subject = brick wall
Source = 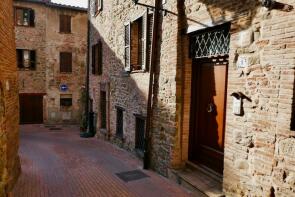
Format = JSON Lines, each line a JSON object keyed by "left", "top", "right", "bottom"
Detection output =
{"left": 179, "top": 0, "right": 295, "bottom": 196}
{"left": 14, "top": 1, "right": 87, "bottom": 124}
{"left": 0, "top": 0, "right": 21, "bottom": 196}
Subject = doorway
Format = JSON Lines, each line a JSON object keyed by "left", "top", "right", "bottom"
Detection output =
{"left": 189, "top": 57, "right": 228, "bottom": 174}
{"left": 19, "top": 94, "right": 44, "bottom": 124}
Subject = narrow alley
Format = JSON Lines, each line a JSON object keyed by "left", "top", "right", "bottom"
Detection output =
{"left": 12, "top": 125, "right": 196, "bottom": 197}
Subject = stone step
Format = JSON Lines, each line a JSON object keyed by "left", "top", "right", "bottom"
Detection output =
{"left": 169, "top": 162, "right": 225, "bottom": 197}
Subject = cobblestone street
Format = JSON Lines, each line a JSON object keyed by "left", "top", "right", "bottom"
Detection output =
{"left": 12, "top": 125, "right": 193, "bottom": 197}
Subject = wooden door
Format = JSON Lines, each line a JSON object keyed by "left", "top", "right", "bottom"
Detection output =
{"left": 19, "top": 94, "right": 43, "bottom": 124}
{"left": 189, "top": 58, "right": 228, "bottom": 174}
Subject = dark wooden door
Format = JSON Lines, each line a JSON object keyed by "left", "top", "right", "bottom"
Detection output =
{"left": 189, "top": 58, "right": 228, "bottom": 174}
{"left": 19, "top": 94, "right": 43, "bottom": 124}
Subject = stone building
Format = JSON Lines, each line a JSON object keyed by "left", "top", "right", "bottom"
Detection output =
{"left": 89, "top": 0, "right": 295, "bottom": 196}
{"left": 14, "top": 0, "right": 87, "bottom": 124}
{"left": 0, "top": 0, "right": 21, "bottom": 196}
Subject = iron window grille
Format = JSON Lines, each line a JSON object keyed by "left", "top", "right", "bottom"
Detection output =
{"left": 135, "top": 116, "right": 145, "bottom": 152}
{"left": 116, "top": 107, "right": 124, "bottom": 138}
{"left": 190, "top": 24, "right": 230, "bottom": 59}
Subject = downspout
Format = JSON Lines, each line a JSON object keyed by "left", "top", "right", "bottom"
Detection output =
{"left": 144, "top": 0, "right": 161, "bottom": 169}
{"left": 85, "top": 0, "right": 91, "bottom": 130}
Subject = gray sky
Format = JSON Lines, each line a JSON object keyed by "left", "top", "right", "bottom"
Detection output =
{"left": 51, "top": 0, "right": 88, "bottom": 8}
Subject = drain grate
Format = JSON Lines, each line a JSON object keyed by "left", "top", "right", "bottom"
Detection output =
{"left": 116, "top": 170, "right": 149, "bottom": 182}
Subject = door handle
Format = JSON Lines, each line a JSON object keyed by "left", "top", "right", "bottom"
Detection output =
{"left": 207, "top": 103, "right": 214, "bottom": 113}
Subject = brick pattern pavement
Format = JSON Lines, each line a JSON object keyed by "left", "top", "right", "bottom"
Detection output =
{"left": 13, "top": 125, "right": 193, "bottom": 197}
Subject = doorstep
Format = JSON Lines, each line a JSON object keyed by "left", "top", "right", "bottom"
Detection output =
{"left": 168, "top": 162, "right": 225, "bottom": 197}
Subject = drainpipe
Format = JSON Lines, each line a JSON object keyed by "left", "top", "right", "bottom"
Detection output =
{"left": 85, "top": 0, "right": 90, "bottom": 130}
{"left": 144, "top": 0, "right": 161, "bottom": 169}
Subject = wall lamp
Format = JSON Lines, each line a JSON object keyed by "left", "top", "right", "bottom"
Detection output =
{"left": 132, "top": 0, "right": 167, "bottom": 15}
{"left": 262, "top": 0, "right": 293, "bottom": 11}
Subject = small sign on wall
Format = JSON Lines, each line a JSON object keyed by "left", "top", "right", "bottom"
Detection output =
{"left": 60, "top": 84, "right": 68, "bottom": 92}
{"left": 237, "top": 56, "right": 249, "bottom": 68}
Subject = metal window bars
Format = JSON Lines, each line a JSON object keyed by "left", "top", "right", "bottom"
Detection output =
{"left": 190, "top": 24, "right": 230, "bottom": 59}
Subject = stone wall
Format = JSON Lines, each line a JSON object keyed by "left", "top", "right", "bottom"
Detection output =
{"left": 14, "top": 0, "right": 87, "bottom": 124}
{"left": 89, "top": 0, "right": 152, "bottom": 150}
{"left": 0, "top": 0, "right": 21, "bottom": 196}
{"left": 90, "top": 0, "right": 295, "bottom": 196}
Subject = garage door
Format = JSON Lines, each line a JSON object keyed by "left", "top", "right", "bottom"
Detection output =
{"left": 19, "top": 94, "right": 44, "bottom": 124}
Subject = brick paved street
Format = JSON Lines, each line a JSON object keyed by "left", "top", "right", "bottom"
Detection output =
{"left": 13, "top": 125, "right": 193, "bottom": 197}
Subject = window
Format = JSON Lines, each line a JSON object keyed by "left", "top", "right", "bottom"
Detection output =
{"left": 60, "top": 15, "right": 71, "bottom": 33}
{"left": 100, "top": 91, "right": 107, "bottom": 129}
{"left": 60, "top": 95, "right": 72, "bottom": 107}
{"left": 15, "top": 7, "right": 35, "bottom": 27}
{"left": 60, "top": 52, "right": 72, "bottom": 73}
{"left": 92, "top": 41, "right": 103, "bottom": 75}
{"left": 135, "top": 116, "right": 145, "bottom": 152}
{"left": 124, "top": 13, "right": 154, "bottom": 72}
{"left": 16, "top": 49, "right": 36, "bottom": 70}
{"left": 116, "top": 107, "right": 124, "bottom": 138}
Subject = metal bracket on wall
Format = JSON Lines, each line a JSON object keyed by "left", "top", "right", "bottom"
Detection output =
{"left": 262, "top": 0, "right": 293, "bottom": 12}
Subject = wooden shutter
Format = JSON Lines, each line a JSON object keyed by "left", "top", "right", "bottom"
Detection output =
{"left": 141, "top": 11, "right": 148, "bottom": 71}
{"left": 94, "top": 43, "right": 99, "bottom": 75}
{"left": 92, "top": 45, "right": 96, "bottom": 74}
{"left": 60, "top": 15, "right": 71, "bottom": 33}
{"left": 16, "top": 49, "right": 24, "bottom": 68}
{"left": 60, "top": 15, "right": 65, "bottom": 32}
{"left": 29, "top": 9, "right": 35, "bottom": 27}
{"left": 124, "top": 23, "right": 131, "bottom": 72}
{"left": 97, "top": 41, "right": 103, "bottom": 75}
{"left": 95, "top": 0, "right": 98, "bottom": 13}
{"left": 30, "top": 50, "right": 36, "bottom": 69}
{"left": 23, "top": 9, "right": 30, "bottom": 26}
{"left": 146, "top": 13, "right": 154, "bottom": 71}
{"left": 60, "top": 52, "right": 72, "bottom": 73}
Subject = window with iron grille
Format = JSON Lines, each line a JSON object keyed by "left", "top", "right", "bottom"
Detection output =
{"left": 60, "top": 52, "right": 72, "bottom": 73}
{"left": 15, "top": 7, "right": 35, "bottom": 27}
{"left": 135, "top": 116, "right": 145, "bottom": 152}
{"left": 124, "top": 12, "right": 154, "bottom": 72}
{"left": 92, "top": 41, "right": 103, "bottom": 75}
{"left": 190, "top": 23, "right": 230, "bottom": 59}
{"left": 100, "top": 91, "right": 107, "bottom": 129}
{"left": 60, "top": 15, "right": 71, "bottom": 33}
{"left": 116, "top": 107, "right": 124, "bottom": 138}
{"left": 16, "top": 49, "right": 36, "bottom": 70}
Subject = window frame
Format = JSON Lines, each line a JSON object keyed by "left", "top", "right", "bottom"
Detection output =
{"left": 134, "top": 115, "right": 146, "bottom": 152}
{"left": 124, "top": 10, "right": 154, "bottom": 73}
{"left": 115, "top": 106, "right": 124, "bottom": 139}
{"left": 60, "top": 52, "right": 73, "bottom": 73}
{"left": 60, "top": 95, "right": 73, "bottom": 107}
{"left": 16, "top": 49, "right": 36, "bottom": 70}
{"left": 14, "top": 7, "right": 35, "bottom": 27}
